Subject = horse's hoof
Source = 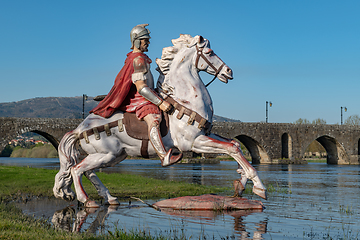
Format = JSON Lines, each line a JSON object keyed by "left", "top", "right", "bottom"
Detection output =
{"left": 84, "top": 200, "right": 100, "bottom": 208}
{"left": 162, "top": 149, "right": 183, "bottom": 167}
{"left": 105, "top": 198, "right": 120, "bottom": 205}
{"left": 253, "top": 186, "right": 267, "bottom": 200}
{"left": 64, "top": 189, "right": 76, "bottom": 201}
{"left": 231, "top": 193, "right": 240, "bottom": 198}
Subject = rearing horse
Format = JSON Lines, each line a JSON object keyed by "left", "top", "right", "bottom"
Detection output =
{"left": 53, "top": 34, "right": 267, "bottom": 207}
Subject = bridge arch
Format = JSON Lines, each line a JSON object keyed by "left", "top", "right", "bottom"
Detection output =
{"left": 304, "top": 135, "right": 349, "bottom": 164}
{"left": 30, "top": 130, "right": 59, "bottom": 150}
{"left": 235, "top": 135, "right": 271, "bottom": 164}
{"left": 281, "top": 133, "right": 293, "bottom": 159}
{"left": 0, "top": 117, "right": 82, "bottom": 154}
{"left": 3, "top": 129, "right": 59, "bottom": 153}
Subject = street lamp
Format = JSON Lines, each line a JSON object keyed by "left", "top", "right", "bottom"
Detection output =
{"left": 266, "top": 101, "right": 272, "bottom": 123}
{"left": 82, "top": 94, "right": 88, "bottom": 119}
{"left": 341, "top": 106, "right": 347, "bottom": 125}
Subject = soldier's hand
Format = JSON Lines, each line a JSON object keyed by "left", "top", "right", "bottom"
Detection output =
{"left": 159, "top": 101, "right": 172, "bottom": 112}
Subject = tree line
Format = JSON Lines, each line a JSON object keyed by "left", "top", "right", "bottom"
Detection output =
{"left": 293, "top": 115, "right": 360, "bottom": 126}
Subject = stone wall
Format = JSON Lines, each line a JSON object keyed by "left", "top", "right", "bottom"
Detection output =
{"left": 1, "top": 117, "right": 360, "bottom": 164}
{"left": 0, "top": 117, "right": 81, "bottom": 150}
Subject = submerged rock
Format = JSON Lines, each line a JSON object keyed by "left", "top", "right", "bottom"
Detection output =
{"left": 153, "top": 194, "right": 264, "bottom": 211}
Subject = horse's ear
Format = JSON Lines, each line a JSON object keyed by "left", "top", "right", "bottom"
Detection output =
{"left": 197, "top": 35, "right": 206, "bottom": 48}
{"left": 198, "top": 36, "right": 204, "bottom": 43}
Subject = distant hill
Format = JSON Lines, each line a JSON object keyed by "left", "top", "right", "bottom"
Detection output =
{"left": 212, "top": 115, "right": 241, "bottom": 122}
{"left": 0, "top": 97, "right": 241, "bottom": 122}
{"left": 0, "top": 97, "right": 98, "bottom": 119}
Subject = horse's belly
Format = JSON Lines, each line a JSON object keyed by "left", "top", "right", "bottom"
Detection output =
{"left": 79, "top": 129, "right": 158, "bottom": 158}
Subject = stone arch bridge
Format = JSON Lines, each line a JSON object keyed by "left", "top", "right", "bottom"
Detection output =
{"left": 1, "top": 117, "right": 359, "bottom": 165}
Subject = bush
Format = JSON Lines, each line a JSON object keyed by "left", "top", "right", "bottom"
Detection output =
{"left": 0, "top": 145, "right": 14, "bottom": 157}
{"left": 10, "top": 144, "right": 58, "bottom": 158}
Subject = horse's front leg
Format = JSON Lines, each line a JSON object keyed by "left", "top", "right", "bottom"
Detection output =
{"left": 192, "top": 134, "right": 267, "bottom": 200}
{"left": 209, "top": 134, "right": 248, "bottom": 195}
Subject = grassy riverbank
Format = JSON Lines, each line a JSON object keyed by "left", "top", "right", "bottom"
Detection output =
{"left": 0, "top": 166, "right": 226, "bottom": 201}
{"left": 0, "top": 165, "right": 228, "bottom": 239}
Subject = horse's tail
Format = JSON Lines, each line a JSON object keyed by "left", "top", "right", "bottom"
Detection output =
{"left": 53, "top": 131, "right": 79, "bottom": 201}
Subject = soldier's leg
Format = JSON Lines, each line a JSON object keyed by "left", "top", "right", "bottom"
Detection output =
{"left": 143, "top": 113, "right": 182, "bottom": 166}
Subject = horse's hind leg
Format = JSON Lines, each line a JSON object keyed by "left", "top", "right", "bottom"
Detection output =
{"left": 71, "top": 153, "right": 117, "bottom": 207}
{"left": 83, "top": 151, "right": 127, "bottom": 205}
{"left": 84, "top": 171, "right": 120, "bottom": 205}
{"left": 192, "top": 134, "right": 267, "bottom": 200}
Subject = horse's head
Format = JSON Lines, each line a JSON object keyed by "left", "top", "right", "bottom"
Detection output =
{"left": 156, "top": 34, "right": 233, "bottom": 92}
{"left": 194, "top": 36, "right": 233, "bottom": 84}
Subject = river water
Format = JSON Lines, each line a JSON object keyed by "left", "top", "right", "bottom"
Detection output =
{"left": 1, "top": 157, "right": 360, "bottom": 239}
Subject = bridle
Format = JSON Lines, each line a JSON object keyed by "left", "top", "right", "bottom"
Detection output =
{"left": 195, "top": 45, "right": 225, "bottom": 87}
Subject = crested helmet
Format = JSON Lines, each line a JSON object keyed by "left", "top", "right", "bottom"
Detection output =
{"left": 130, "top": 24, "right": 151, "bottom": 49}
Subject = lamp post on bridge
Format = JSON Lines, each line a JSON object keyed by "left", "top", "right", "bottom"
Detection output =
{"left": 266, "top": 101, "right": 272, "bottom": 123}
{"left": 82, "top": 94, "right": 88, "bottom": 119}
{"left": 341, "top": 106, "right": 347, "bottom": 125}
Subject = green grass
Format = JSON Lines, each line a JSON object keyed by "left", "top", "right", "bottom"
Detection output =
{"left": 94, "top": 171, "right": 227, "bottom": 200}
{"left": 305, "top": 158, "right": 327, "bottom": 163}
{"left": 339, "top": 204, "right": 354, "bottom": 215}
{"left": 0, "top": 166, "right": 227, "bottom": 202}
{"left": 266, "top": 182, "right": 292, "bottom": 194}
{"left": 0, "top": 166, "right": 56, "bottom": 201}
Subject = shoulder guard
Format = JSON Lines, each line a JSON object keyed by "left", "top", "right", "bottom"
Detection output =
{"left": 133, "top": 56, "right": 148, "bottom": 74}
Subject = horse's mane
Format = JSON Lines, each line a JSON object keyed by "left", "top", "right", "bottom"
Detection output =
{"left": 156, "top": 34, "right": 197, "bottom": 75}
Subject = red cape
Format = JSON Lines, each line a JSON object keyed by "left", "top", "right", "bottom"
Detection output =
{"left": 90, "top": 52, "right": 151, "bottom": 118}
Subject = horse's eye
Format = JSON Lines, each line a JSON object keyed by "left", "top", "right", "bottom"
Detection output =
{"left": 205, "top": 49, "right": 213, "bottom": 55}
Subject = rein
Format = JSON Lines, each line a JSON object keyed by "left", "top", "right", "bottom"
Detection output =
{"left": 195, "top": 45, "right": 225, "bottom": 87}
{"left": 159, "top": 91, "right": 212, "bottom": 135}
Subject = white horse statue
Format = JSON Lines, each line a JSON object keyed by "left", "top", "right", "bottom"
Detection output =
{"left": 53, "top": 34, "right": 267, "bottom": 207}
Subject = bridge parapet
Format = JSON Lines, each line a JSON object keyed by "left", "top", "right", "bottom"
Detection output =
{"left": 1, "top": 117, "right": 360, "bottom": 164}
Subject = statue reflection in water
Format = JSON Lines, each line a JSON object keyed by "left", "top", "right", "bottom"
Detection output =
{"left": 51, "top": 205, "right": 118, "bottom": 234}
{"left": 231, "top": 212, "right": 268, "bottom": 240}
{"left": 51, "top": 205, "right": 267, "bottom": 239}
{"left": 192, "top": 163, "right": 204, "bottom": 185}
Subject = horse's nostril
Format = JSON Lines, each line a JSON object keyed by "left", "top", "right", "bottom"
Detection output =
{"left": 227, "top": 68, "right": 232, "bottom": 75}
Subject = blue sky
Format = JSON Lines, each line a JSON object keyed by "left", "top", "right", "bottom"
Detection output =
{"left": 1, "top": 0, "right": 359, "bottom": 124}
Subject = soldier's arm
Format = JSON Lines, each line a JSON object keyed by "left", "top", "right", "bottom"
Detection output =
{"left": 132, "top": 56, "right": 171, "bottom": 112}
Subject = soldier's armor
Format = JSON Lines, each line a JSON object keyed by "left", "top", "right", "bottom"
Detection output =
{"left": 132, "top": 56, "right": 154, "bottom": 88}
